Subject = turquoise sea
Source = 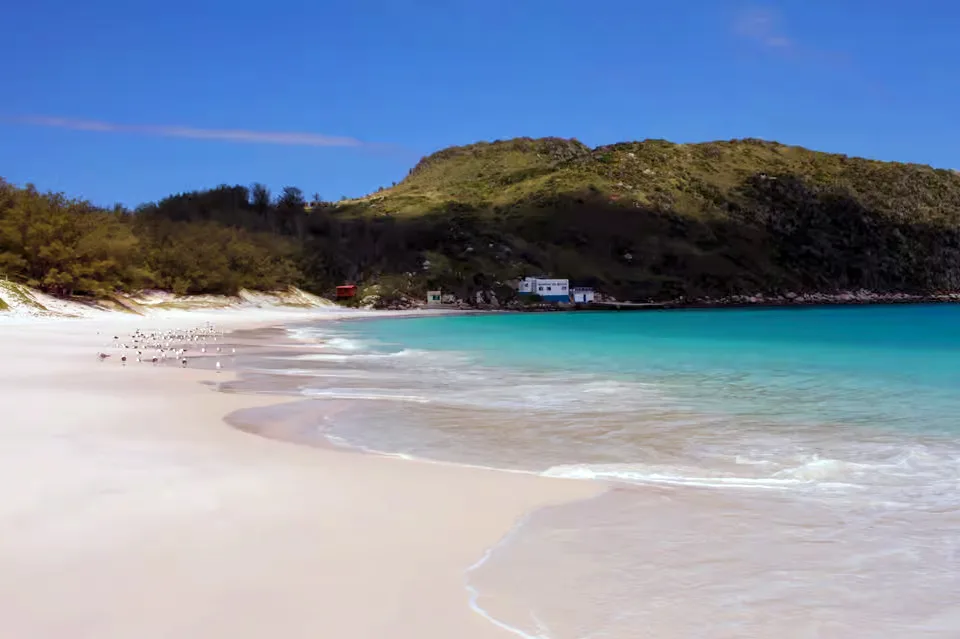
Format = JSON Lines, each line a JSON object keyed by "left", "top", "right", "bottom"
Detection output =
{"left": 280, "top": 306, "right": 960, "bottom": 638}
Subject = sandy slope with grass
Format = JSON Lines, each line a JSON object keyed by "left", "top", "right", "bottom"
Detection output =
{"left": 0, "top": 280, "right": 344, "bottom": 320}
{"left": 0, "top": 304, "right": 595, "bottom": 638}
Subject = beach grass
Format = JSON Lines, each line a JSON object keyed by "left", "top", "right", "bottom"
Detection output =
{"left": 0, "top": 281, "right": 46, "bottom": 311}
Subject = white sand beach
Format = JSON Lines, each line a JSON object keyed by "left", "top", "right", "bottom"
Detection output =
{"left": 0, "top": 309, "right": 596, "bottom": 638}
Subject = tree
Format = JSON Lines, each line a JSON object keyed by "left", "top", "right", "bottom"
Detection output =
{"left": 251, "top": 183, "right": 271, "bottom": 213}
{"left": 277, "top": 186, "right": 305, "bottom": 209}
{"left": 276, "top": 186, "right": 306, "bottom": 237}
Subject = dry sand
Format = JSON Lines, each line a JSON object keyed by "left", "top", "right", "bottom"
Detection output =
{"left": 0, "top": 310, "right": 597, "bottom": 638}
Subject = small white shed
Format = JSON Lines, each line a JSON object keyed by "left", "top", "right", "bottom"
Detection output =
{"left": 572, "top": 287, "right": 595, "bottom": 303}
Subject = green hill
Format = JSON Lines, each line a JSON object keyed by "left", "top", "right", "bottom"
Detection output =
{"left": 4, "top": 136, "right": 960, "bottom": 306}
{"left": 328, "top": 137, "right": 960, "bottom": 302}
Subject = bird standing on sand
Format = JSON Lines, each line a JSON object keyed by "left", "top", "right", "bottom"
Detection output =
{"left": 215, "top": 361, "right": 222, "bottom": 373}
{"left": 181, "top": 358, "right": 188, "bottom": 367}
{"left": 121, "top": 356, "right": 127, "bottom": 366}
{"left": 97, "top": 353, "right": 110, "bottom": 361}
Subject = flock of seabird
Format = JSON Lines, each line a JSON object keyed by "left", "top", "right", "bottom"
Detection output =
{"left": 96, "top": 322, "right": 236, "bottom": 372}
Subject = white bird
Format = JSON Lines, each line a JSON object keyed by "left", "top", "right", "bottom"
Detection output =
{"left": 215, "top": 361, "right": 222, "bottom": 373}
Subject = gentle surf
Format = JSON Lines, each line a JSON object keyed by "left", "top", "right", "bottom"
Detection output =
{"left": 246, "top": 306, "right": 960, "bottom": 638}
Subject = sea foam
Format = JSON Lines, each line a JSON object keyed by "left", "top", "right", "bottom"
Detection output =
{"left": 274, "top": 307, "right": 960, "bottom": 638}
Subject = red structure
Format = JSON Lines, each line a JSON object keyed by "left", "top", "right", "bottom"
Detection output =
{"left": 336, "top": 284, "right": 358, "bottom": 300}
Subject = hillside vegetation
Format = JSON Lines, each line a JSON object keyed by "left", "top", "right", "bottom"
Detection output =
{"left": 335, "top": 137, "right": 960, "bottom": 301}
{"left": 0, "top": 181, "right": 302, "bottom": 298}
{"left": 4, "top": 137, "right": 960, "bottom": 306}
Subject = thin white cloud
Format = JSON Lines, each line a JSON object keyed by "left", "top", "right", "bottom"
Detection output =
{"left": 10, "top": 115, "right": 364, "bottom": 147}
{"left": 731, "top": 7, "right": 886, "bottom": 100}
{"left": 734, "top": 7, "right": 795, "bottom": 51}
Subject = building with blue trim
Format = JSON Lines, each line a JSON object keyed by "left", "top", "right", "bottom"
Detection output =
{"left": 517, "top": 277, "right": 570, "bottom": 302}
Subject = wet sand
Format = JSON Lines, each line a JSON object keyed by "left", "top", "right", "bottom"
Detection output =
{"left": 0, "top": 312, "right": 597, "bottom": 638}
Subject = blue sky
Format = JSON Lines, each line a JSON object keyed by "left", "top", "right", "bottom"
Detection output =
{"left": 2, "top": 0, "right": 957, "bottom": 206}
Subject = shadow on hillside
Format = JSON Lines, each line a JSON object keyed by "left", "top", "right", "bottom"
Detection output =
{"left": 299, "top": 172, "right": 960, "bottom": 302}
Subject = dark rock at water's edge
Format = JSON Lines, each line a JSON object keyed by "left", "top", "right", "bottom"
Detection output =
{"left": 388, "top": 289, "right": 960, "bottom": 312}
{"left": 673, "top": 290, "right": 960, "bottom": 309}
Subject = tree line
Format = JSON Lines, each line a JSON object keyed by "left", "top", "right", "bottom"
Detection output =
{"left": 0, "top": 180, "right": 312, "bottom": 297}
{"left": 0, "top": 179, "right": 453, "bottom": 301}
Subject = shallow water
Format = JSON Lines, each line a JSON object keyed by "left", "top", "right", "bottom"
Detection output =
{"left": 248, "top": 307, "right": 960, "bottom": 637}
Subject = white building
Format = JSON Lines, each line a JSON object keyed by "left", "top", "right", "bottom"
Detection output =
{"left": 571, "top": 287, "right": 595, "bottom": 303}
{"left": 426, "top": 290, "right": 442, "bottom": 305}
{"left": 518, "top": 277, "right": 570, "bottom": 302}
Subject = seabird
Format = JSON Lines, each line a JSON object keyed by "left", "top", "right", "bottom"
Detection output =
{"left": 215, "top": 361, "right": 222, "bottom": 373}
{"left": 121, "top": 356, "right": 127, "bottom": 366}
{"left": 97, "top": 353, "right": 110, "bottom": 361}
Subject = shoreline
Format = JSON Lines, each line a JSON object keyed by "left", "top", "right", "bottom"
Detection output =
{"left": 0, "top": 308, "right": 599, "bottom": 638}
{"left": 388, "top": 291, "right": 960, "bottom": 313}
{"left": 661, "top": 291, "right": 960, "bottom": 310}
{"left": 6, "top": 281, "right": 960, "bottom": 323}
